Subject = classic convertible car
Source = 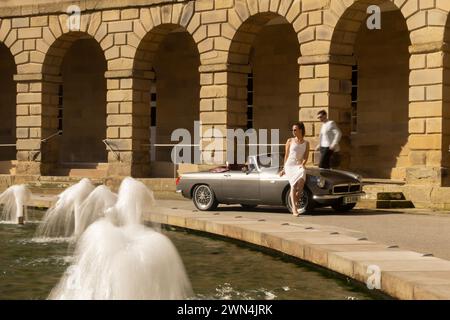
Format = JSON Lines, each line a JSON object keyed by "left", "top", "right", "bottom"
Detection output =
{"left": 175, "top": 154, "right": 365, "bottom": 213}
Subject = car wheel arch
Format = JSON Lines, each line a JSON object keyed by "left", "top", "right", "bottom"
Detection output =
{"left": 282, "top": 184, "right": 312, "bottom": 206}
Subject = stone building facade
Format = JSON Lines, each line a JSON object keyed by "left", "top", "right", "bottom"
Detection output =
{"left": 1, "top": 0, "right": 450, "bottom": 206}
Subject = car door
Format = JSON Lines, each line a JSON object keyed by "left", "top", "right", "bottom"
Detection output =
{"left": 221, "top": 169, "right": 260, "bottom": 203}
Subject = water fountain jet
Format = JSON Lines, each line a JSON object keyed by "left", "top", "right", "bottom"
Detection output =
{"left": 36, "top": 178, "right": 95, "bottom": 238}
{"left": 49, "top": 177, "right": 192, "bottom": 300}
{"left": 75, "top": 185, "right": 117, "bottom": 237}
{"left": 0, "top": 185, "right": 32, "bottom": 224}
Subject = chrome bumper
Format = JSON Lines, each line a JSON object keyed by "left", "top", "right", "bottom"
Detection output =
{"left": 313, "top": 192, "right": 365, "bottom": 201}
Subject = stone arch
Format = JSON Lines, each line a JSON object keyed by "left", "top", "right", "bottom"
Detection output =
{"left": 225, "top": 11, "right": 301, "bottom": 160}
{"left": 327, "top": 0, "right": 411, "bottom": 180}
{"left": 0, "top": 42, "right": 17, "bottom": 172}
{"left": 132, "top": 24, "right": 200, "bottom": 177}
{"left": 41, "top": 31, "right": 107, "bottom": 175}
{"left": 329, "top": 1, "right": 411, "bottom": 55}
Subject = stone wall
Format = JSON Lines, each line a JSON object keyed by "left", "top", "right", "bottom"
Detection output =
{"left": 0, "top": 0, "right": 448, "bottom": 189}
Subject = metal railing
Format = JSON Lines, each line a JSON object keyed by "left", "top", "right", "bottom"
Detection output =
{"left": 31, "top": 130, "right": 62, "bottom": 160}
{"left": 141, "top": 143, "right": 200, "bottom": 178}
{"left": 41, "top": 130, "right": 62, "bottom": 143}
{"left": 102, "top": 139, "right": 121, "bottom": 162}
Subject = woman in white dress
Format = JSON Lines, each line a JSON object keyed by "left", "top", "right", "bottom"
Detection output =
{"left": 279, "top": 122, "right": 309, "bottom": 216}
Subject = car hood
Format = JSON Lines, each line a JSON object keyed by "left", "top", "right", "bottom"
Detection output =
{"left": 309, "top": 168, "right": 361, "bottom": 184}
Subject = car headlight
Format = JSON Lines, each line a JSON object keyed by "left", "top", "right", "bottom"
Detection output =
{"left": 316, "top": 176, "right": 326, "bottom": 188}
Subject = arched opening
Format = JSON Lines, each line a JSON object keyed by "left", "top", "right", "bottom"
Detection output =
{"left": 0, "top": 43, "right": 17, "bottom": 174}
{"left": 42, "top": 33, "right": 107, "bottom": 176}
{"left": 228, "top": 13, "right": 300, "bottom": 160}
{"left": 133, "top": 25, "right": 200, "bottom": 178}
{"left": 330, "top": 1, "right": 410, "bottom": 180}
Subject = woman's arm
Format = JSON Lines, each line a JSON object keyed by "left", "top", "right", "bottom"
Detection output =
{"left": 280, "top": 139, "right": 290, "bottom": 176}
{"left": 283, "top": 139, "right": 290, "bottom": 166}
{"left": 301, "top": 141, "right": 310, "bottom": 167}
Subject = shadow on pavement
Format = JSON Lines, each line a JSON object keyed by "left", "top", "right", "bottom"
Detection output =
{"left": 211, "top": 205, "right": 401, "bottom": 217}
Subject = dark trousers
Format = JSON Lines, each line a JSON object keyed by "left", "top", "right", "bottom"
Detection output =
{"left": 319, "top": 147, "right": 334, "bottom": 169}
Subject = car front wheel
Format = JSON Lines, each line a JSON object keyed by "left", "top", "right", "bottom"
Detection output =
{"left": 331, "top": 202, "right": 356, "bottom": 212}
{"left": 285, "top": 188, "right": 314, "bottom": 213}
{"left": 193, "top": 184, "right": 219, "bottom": 211}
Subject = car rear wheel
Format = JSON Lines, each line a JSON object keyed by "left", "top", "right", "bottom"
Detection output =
{"left": 285, "top": 188, "right": 314, "bottom": 214}
{"left": 193, "top": 184, "right": 219, "bottom": 211}
{"left": 331, "top": 202, "right": 356, "bottom": 212}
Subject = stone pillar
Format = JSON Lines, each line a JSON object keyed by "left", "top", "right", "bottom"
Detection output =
{"left": 105, "top": 70, "right": 133, "bottom": 177}
{"left": 443, "top": 44, "right": 450, "bottom": 187}
{"left": 14, "top": 73, "right": 53, "bottom": 176}
{"left": 105, "top": 70, "right": 153, "bottom": 177}
{"left": 199, "top": 63, "right": 249, "bottom": 165}
{"left": 298, "top": 55, "right": 353, "bottom": 168}
{"left": 407, "top": 43, "right": 447, "bottom": 186}
{"left": 131, "top": 70, "right": 153, "bottom": 177}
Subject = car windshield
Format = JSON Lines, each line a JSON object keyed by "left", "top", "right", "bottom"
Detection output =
{"left": 256, "top": 154, "right": 284, "bottom": 169}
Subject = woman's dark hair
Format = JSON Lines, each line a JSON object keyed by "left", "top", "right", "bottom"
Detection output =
{"left": 292, "top": 122, "right": 305, "bottom": 137}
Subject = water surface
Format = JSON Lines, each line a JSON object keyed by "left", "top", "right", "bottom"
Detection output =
{"left": 0, "top": 212, "right": 384, "bottom": 300}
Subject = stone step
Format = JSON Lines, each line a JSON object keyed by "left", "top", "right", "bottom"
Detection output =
{"left": 376, "top": 200, "right": 415, "bottom": 209}
{"left": 377, "top": 192, "right": 406, "bottom": 201}
{"left": 1, "top": 176, "right": 178, "bottom": 197}
{"left": 362, "top": 183, "right": 406, "bottom": 200}
{"left": 57, "top": 168, "right": 108, "bottom": 178}
{"left": 48, "top": 163, "right": 109, "bottom": 178}
{"left": 361, "top": 182, "right": 415, "bottom": 209}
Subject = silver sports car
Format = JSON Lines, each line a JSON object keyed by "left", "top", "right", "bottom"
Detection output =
{"left": 176, "top": 154, "right": 365, "bottom": 213}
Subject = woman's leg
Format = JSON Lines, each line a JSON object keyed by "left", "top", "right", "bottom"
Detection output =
{"left": 295, "top": 178, "right": 305, "bottom": 213}
{"left": 290, "top": 185, "right": 298, "bottom": 214}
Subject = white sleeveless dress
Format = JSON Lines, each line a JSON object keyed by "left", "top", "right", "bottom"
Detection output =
{"left": 285, "top": 139, "right": 307, "bottom": 187}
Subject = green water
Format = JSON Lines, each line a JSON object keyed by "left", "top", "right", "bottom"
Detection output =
{"left": 0, "top": 212, "right": 383, "bottom": 300}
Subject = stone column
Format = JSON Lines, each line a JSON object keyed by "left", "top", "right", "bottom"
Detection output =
{"left": 408, "top": 43, "right": 447, "bottom": 186}
{"left": 298, "top": 54, "right": 353, "bottom": 168}
{"left": 15, "top": 73, "right": 59, "bottom": 176}
{"left": 105, "top": 70, "right": 154, "bottom": 178}
{"left": 199, "top": 63, "right": 249, "bottom": 165}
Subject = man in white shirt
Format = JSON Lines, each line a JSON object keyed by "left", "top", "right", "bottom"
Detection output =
{"left": 315, "top": 110, "right": 342, "bottom": 169}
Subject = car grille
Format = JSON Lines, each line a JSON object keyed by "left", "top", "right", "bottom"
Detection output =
{"left": 333, "top": 184, "right": 361, "bottom": 194}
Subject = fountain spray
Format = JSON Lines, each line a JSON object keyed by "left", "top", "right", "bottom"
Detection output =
{"left": 0, "top": 185, "right": 32, "bottom": 224}
{"left": 48, "top": 177, "right": 193, "bottom": 300}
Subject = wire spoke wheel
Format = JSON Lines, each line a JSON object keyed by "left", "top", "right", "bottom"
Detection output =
{"left": 286, "top": 188, "right": 313, "bottom": 213}
{"left": 193, "top": 185, "right": 218, "bottom": 211}
{"left": 298, "top": 191, "right": 308, "bottom": 210}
